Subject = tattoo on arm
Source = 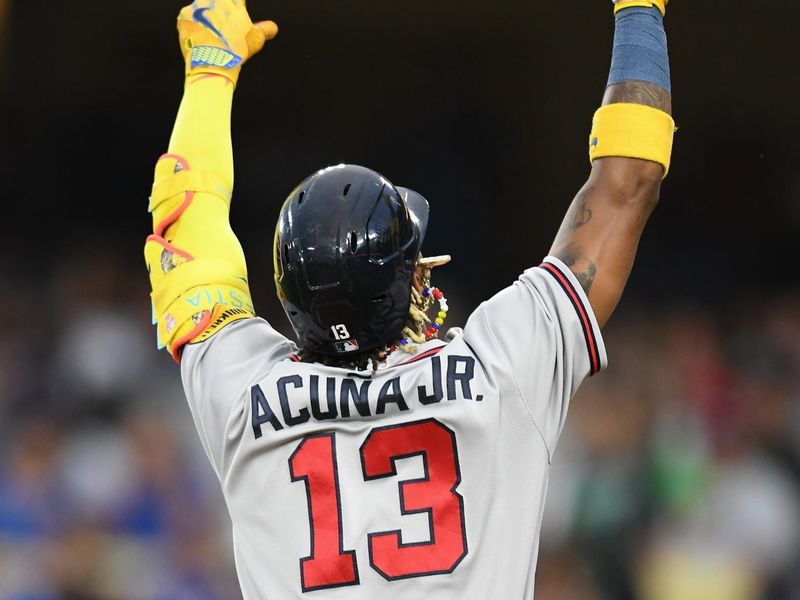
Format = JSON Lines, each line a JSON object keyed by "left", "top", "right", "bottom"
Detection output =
{"left": 548, "top": 83, "right": 670, "bottom": 298}
{"left": 553, "top": 242, "right": 598, "bottom": 294}
{"left": 603, "top": 80, "right": 672, "bottom": 114}
{"left": 551, "top": 189, "right": 598, "bottom": 294}
{"left": 565, "top": 190, "right": 593, "bottom": 230}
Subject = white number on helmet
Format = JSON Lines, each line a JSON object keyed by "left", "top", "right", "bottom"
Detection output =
{"left": 330, "top": 324, "right": 350, "bottom": 340}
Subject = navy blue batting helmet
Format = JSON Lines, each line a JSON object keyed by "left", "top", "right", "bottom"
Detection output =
{"left": 274, "top": 165, "right": 430, "bottom": 356}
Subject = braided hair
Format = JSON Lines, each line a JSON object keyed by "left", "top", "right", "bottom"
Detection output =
{"left": 297, "top": 258, "right": 447, "bottom": 371}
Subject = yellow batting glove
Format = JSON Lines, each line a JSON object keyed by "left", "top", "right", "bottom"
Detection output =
{"left": 178, "top": 0, "right": 278, "bottom": 85}
{"left": 613, "top": 0, "right": 667, "bottom": 16}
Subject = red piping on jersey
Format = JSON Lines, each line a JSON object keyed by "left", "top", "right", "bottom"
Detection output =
{"left": 289, "top": 354, "right": 301, "bottom": 362}
{"left": 539, "top": 262, "right": 601, "bottom": 375}
{"left": 395, "top": 345, "right": 445, "bottom": 367}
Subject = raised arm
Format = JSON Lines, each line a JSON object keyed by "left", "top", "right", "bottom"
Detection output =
{"left": 550, "top": 0, "right": 674, "bottom": 328}
{"left": 144, "top": 1, "right": 277, "bottom": 362}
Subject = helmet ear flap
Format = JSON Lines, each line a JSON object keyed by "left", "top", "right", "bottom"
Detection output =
{"left": 397, "top": 187, "right": 430, "bottom": 244}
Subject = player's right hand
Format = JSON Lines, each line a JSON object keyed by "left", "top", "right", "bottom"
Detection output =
{"left": 612, "top": 0, "right": 667, "bottom": 16}
{"left": 178, "top": 0, "right": 278, "bottom": 85}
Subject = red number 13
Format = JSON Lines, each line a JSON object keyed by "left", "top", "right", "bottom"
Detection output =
{"left": 288, "top": 419, "right": 467, "bottom": 592}
{"left": 289, "top": 434, "right": 360, "bottom": 592}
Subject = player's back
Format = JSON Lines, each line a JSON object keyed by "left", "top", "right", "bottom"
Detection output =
{"left": 181, "top": 258, "right": 606, "bottom": 599}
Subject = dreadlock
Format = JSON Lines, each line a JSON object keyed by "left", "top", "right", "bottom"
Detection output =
{"left": 297, "top": 260, "right": 444, "bottom": 372}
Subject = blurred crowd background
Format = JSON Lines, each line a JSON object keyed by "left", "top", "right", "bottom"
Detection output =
{"left": 2, "top": 1, "right": 800, "bottom": 599}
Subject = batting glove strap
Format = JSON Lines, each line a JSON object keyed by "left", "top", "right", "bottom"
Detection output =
{"left": 190, "top": 46, "right": 243, "bottom": 70}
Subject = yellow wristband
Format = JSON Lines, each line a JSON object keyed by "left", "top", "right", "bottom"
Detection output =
{"left": 589, "top": 103, "right": 675, "bottom": 177}
{"left": 614, "top": 0, "right": 667, "bottom": 16}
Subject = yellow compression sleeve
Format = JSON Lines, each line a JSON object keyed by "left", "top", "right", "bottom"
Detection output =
{"left": 169, "top": 75, "right": 234, "bottom": 179}
{"left": 145, "top": 75, "right": 254, "bottom": 362}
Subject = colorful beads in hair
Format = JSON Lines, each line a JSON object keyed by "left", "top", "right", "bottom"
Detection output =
{"left": 390, "top": 286, "right": 449, "bottom": 354}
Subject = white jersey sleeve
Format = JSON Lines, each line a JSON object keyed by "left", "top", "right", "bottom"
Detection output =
{"left": 180, "top": 318, "right": 295, "bottom": 475}
{"left": 463, "top": 255, "right": 607, "bottom": 455}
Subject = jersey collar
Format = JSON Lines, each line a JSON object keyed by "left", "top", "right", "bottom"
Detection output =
{"left": 382, "top": 339, "right": 448, "bottom": 369}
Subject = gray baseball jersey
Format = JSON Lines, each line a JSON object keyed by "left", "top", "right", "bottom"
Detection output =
{"left": 181, "top": 256, "right": 606, "bottom": 599}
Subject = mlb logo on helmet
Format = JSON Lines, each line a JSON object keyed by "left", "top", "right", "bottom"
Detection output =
{"left": 335, "top": 339, "right": 360, "bottom": 353}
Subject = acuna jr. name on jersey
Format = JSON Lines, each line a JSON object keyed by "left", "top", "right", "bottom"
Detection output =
{"left": 251, "top": 354, "right": 484, "bottom": 437}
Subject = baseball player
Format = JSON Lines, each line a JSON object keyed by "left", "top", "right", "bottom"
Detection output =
{"left": 145, "top": 0, "right": 674, "bottom": 597}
